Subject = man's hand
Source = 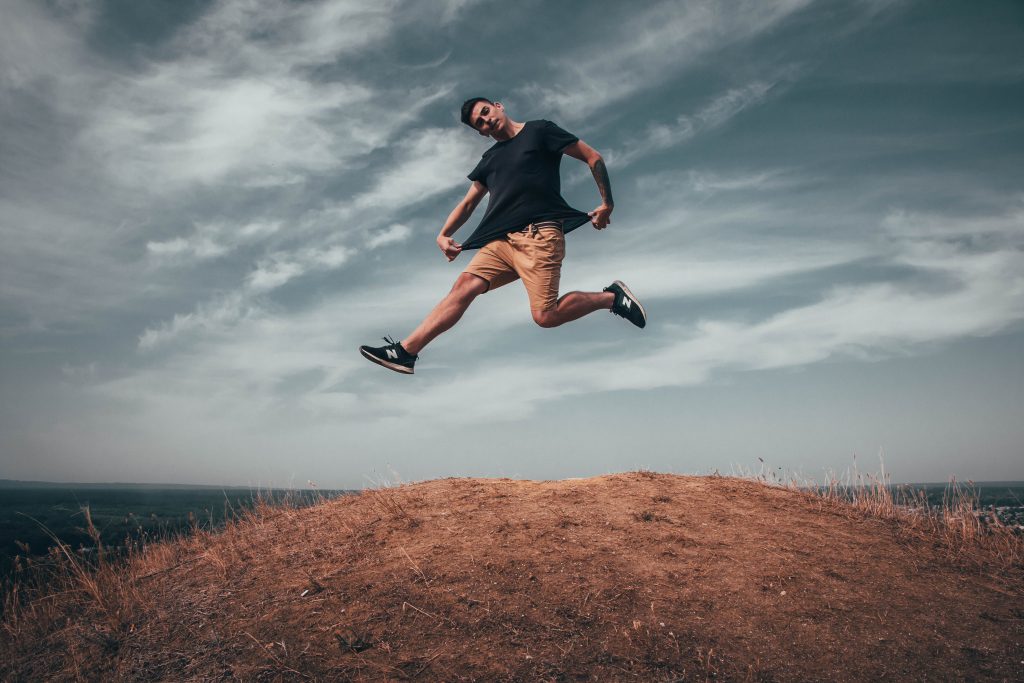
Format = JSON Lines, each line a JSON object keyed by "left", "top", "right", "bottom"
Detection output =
{"left": 437, "top": 234, "right": 463, "bottom": 261}
{"left": 589, "top": 204, "right": 613, "bottom": 230}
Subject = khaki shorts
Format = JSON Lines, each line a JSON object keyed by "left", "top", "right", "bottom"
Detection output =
{"left": 463, "top": 221, "right": 565, "bottom": 311}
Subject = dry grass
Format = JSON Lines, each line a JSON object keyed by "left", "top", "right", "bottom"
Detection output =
{"left": 0, "top": 490, "right": 328, "bottom": 660}
{"left": 2, "top": 471, "right": 1021, "bottom": 681}
{"left": 735, "top": 455, "right": 1023, "bottom": 573}
{"left": 822, "top": 476, "right": 1021, "bottom": 568}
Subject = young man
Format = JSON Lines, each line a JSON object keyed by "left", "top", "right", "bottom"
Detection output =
{"left": 359, "top": 97, "right": 646, "bottom": 374}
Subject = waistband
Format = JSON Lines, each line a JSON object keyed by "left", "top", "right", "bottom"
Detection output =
{"left": 519, "top": 220, "right": 563, "bottom": 236}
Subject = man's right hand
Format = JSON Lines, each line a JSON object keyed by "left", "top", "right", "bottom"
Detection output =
{"left": 437, "top": 235, "right": 463, "bottom": 262}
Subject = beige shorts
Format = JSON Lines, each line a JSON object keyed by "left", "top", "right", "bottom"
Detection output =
{"left": 463, "top": 221, "right": 565, "bottom": 311}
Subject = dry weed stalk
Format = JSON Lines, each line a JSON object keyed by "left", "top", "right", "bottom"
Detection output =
{"left": 2, "top": 506, "right": 145, "bottom": 661}
{"left": 737, "top": 456, "right": 1023, "bottom": 571}
{"left": 364, "top": 474, "right": 420, "bottom": 527}
{"left": 2, "top": 486, "right": 336, "bottom": 680}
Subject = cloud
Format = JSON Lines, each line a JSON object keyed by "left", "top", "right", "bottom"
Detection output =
{"left": 0, "top": 0, "right": 90, "bottom": 91}
{"left": 519, "top": 0, "right": 815, "bottom": 120}
{"left": 147, "top": 220, "right": 281, "bottom": 265}
{"left": 352, "top": 128, "right": 480, "bottom": 211}
{"left": 882, "top": 202, "right": 1024, "bottom": 242}
{"left": 356, "top": 206, "right": 1024, "bottom": 422}
{"left": 684, "top": 169, "right": 795, "bottom": 194}
{"left": 667, "top": 247, "right": 1024, "bottom": 376}
{"left": 96, "top": 214, "right": 1024, "bottom": 455}
{"left": 60, "top": 361, "right": 97, "bottom": 382}
{"left": 604, "top": 79, "right": 784, "bottom": 168}
{"left": 0, "top": 0, "right": 469, "bottom": 337}
{"left": 135, "top": 123, "right": 479, "bottom": 346}
{"left": 5, "top": 0, "right": 1023, "bottom": 485}
{"left": 138, "top": 291, "right": 256, "bottom": 351}
{"left": 0, "top": 199, "right": 148, "bottom": 332}
{"left": 84, "top": 76, "right": 372, "bottom": 189}
{"left": 138, "top": 240, "right": 359, "bottom": 350}
{"left": 366, "top": 223, "right": 413, "bottom": 249}
{"left": 183, "top": 0, "right": 402, "bottom": 69}
{"left": 569, "top": 239, "right": 868, "bottom": 301}
{"left": 7, "top": 0, "right": 456, "bottom": 194}
{"left": 245, "top": 245, "right": 352, "bottom": 293}
{"left": 438, "top": 0, "right": 487, "bottom": 23}
{"left": 79, "top": 35, "right": 455, "bottom": 191}
{"left": 116, "top": 292, "right": 380, "bottom": 414}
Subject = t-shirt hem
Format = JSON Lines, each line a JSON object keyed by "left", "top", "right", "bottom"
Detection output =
{"left": 460, "top": 211, "right": 591, "bottom": 250}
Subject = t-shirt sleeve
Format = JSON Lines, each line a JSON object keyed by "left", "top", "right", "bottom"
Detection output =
{"left": 467, "top": 157, "right": 488, "bottom": 187}
{"left": 541, "top": 120, "right": 579, "bottom": 154}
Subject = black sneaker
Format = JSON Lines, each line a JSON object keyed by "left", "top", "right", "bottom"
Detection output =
{"left": 359, "top": 335, "right": 417, "bottom": 374}
{"left": 604, "top": 280, "right": 647, "bottom": 329}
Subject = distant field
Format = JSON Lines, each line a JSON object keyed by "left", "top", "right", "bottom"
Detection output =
{"left": 0, "top": 482, "right": 354, "bottom": 580}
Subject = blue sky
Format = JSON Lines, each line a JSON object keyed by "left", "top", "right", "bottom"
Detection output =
{"left": 1, "top": 0, "right": 1022, "bottom": 487}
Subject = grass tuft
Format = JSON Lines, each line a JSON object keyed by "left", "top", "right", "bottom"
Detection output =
{"left": 734, "top": 455, "right": 1023, "bottom": 572}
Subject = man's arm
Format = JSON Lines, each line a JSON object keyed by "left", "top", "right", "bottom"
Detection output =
{"left": 562, "top": 140, "right": 613, "bottom": 229}
{"left": 436, "top": 181, "right": 489, "bottom": 261}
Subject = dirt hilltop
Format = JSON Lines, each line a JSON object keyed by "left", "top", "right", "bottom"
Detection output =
{"left": 3, "top": 472, "right": 1023, "bottom": 681}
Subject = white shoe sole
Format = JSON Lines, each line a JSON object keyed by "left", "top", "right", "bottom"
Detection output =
{"left": 613, "top": 279, "right": 647, "bottom": 327}
{"left": 359, "top": 347, "right": 414, "bottom": 374}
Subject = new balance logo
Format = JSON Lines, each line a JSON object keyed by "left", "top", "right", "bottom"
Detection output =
{"left": 386, "top": 348, "right": 398, "bottom": 360}
{"left": 622, "top": 297, "right": 631, "bottom": 309}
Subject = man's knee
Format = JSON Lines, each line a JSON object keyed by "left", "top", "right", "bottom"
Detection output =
{"left": 532, "top": 309, "right": 560, "bottom": 328}
{"left": 452, "top": 273, "right": 488, "bottom": 302}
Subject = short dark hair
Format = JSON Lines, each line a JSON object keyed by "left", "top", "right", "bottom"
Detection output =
{"left": 460, "top": 97, "right": 492, "bottom": 128}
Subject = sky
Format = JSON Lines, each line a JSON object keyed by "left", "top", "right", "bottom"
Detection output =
{"left": 1, "top": 0, "right": 1022, "bottom": 488}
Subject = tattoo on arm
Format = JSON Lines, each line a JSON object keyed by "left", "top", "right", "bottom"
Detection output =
{"left": 591, "top": 158, "right": 613, "bottom": 207}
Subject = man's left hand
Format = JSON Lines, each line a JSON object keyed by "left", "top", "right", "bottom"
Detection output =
{"left": 589, "top": 204, "right": 613, "bottom": 230}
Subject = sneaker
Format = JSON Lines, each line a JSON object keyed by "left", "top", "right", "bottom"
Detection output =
{"left": 604, "top": 280, "right": 647, "bottom": 328}
{"left": 359, "top": 335, "right": 417, "bottom": 374}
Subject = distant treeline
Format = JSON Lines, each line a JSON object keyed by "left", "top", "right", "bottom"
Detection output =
{"left": 805, "top": 482, "right": 1024, "bottom": 509}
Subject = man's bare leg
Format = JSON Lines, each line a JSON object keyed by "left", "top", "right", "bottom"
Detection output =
{"left": 531, "top": 290, "right": 615, "bottom": 328}
{"left": 402, "top": 272, "right": 489, "bottom": 355}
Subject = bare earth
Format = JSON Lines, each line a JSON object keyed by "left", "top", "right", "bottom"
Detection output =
{"left": 4, "top": 472, "right": 1023, "bottom": 681}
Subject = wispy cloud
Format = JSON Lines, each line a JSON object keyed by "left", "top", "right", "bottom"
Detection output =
{"left": 366, "top": 223, "right": 413, "bottom": 250}
{"left": 135, "top": 125, "right": 479, "bottom": 348}
{"left": 126, "top": 190, "right": 1024, "bottom": 427}
{"left": 370, "top": 213, "right": 1024, "bottom": 423}
{"left": 4, "top": 0, "right": 1022, "bottom": 484}
{"left": 520, "top": 0, "right": 815, "bottom": 120}
{"left": 881, "top": 202, "right": 1024, "bottom": 242}
{"left": 604, "top": 79, "right": 787, "bottom": 168}
{"left": 78, "top": 0, "right": 457, "bottom": 192}
{"left": 245, "top": 245, "right": 352, "bottom": 293}
{"left": 146, "top": 220, "right": 281, "bottom": 264}
{"left": 0, "top": 0, "right": 471, "bottom": 337}
{"left": 137, "top": 291, "right": 256, "bottom": 351}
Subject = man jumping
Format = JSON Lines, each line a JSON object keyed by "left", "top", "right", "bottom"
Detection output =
{"left": 359, "top": 97, "right": 647, "bottom": 374}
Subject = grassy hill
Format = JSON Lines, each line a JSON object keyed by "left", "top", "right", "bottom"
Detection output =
{"left": 2, "top": 472, "right": 1022, "bottom": 681}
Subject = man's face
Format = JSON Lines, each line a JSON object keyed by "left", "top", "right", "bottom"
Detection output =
{"left": 468, "top": 101, "right": 506, "bottom": 137}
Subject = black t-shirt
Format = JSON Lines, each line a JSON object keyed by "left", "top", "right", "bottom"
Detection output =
{"left": 460, "top": 119, "right": 592, "bottom": 250}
